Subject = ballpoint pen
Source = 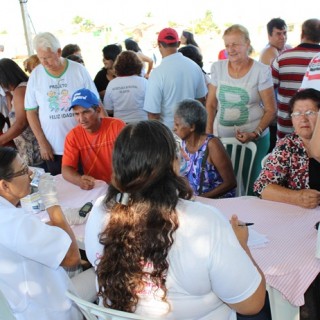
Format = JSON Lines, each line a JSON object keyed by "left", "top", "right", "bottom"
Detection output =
{"left": 238, "top": 223, "right": 254, "bottom": 226}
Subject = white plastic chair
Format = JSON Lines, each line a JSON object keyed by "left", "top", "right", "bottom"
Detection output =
{"left": 66, "top": 290, "right": 151, "bottom": 320}
{"left": 0, "top": 289, "right": 15, "bottom": 320}
{"left": 220, "top": 137, "right": 257, "bottom": 196}
{"left": 261, "top": 153, "right": 270, "bottom": 168}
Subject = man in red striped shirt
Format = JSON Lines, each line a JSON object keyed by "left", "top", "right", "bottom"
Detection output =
{"left": 271, "top": 19, "right": 320, "bottom": 139}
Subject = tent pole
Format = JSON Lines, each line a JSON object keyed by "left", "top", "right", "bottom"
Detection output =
{"left": 19, "top": 0, "right": 34, "bottom": 56}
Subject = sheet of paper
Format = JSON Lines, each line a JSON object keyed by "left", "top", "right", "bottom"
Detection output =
{"left": 248, "top": 227, "right": 269, "bottom": 248}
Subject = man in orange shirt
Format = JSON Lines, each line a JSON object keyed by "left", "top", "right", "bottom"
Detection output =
{"left": 62, "top": 88, "right": 125, "bottom": 190}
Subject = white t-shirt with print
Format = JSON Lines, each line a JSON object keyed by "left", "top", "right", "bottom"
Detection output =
{"left": 210, "top": 60, "right": 273, "bottom": 137}
{"left": 85, "top": 196, "right": 261, "bottom": 320}
{"left": 25, "top": 60, "right": 99, "bottom": 155}
{"left": 103, "top": 75, "right": 148, "bottom": 123}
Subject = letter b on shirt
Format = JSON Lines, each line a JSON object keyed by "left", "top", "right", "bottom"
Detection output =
{"left": 218, "top": 85, "right": 249, "bottom": 126}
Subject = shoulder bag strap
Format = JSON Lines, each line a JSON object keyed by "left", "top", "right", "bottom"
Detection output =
{"left": 198, "top": 139, "right": 211, "bottom": 195}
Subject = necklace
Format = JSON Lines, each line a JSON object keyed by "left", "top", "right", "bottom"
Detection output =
{"left": 229, "top": 58, "right": 252, "bottom": 79}
{"left": 186, "top": 136, "right": 203, "bottom": 152}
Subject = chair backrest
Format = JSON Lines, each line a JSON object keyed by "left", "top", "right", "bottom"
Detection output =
{"left": 261, "top": 153, "right": 270, "bottom": 168}
{"left": 66, "top": 290, "right": 150, "bottom": 320}
{"left": 0, "top": 289, "right": 15, "bottom": 320}
{"left": 220, "top": 137, "right": 257, "bottom": 196}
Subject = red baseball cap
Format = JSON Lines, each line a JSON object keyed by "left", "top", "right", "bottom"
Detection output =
{"left": 157, "top": 28, "right": 179, "bottom": 44}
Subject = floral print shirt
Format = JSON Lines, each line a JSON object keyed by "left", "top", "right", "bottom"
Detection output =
{"left": 254, "top": 133, "right": 310, "bottom": 195}
{"left": 182, "top": 134, "right": 236, "bottom": 198}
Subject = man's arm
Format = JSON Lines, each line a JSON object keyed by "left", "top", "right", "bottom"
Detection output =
{"left": 147, "top": 112, "right": 161, "bottom": 120}
{"left": 205, "top": 84, "right": 218, "bottom": 134}
{"left": 259, "top": 46, "right": 278, "bottom": 66}
{"left": 26, "top": 109, "right": 54, "bottom": 161}
{"left": 62, "top": 131, "right": 95, "bottom": 190}
{"left": 62, "top": 165, "right": 95, "bottom": 190}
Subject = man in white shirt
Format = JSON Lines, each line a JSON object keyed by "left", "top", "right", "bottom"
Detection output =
{"left": 143, "top": 28, "right": 207, "bottom": 130}
{"left": 25, "top": 32, "right": 100, "bottom": 175}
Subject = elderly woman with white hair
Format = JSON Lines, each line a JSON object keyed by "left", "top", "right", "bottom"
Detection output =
{"left": 174, "top": 98, "right": 237, "bottom": 198}
{"left": 24, "top": 32, "right": 100, "bottom": 175}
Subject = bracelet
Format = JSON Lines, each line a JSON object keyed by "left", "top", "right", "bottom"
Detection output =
{"left": 252, "top": 131, "right": 259, "bottom": 140}
{"left": 254, "top": 127, "right": 263, "bottom": 137}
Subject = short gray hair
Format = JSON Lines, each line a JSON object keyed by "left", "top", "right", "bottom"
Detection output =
{"left": 174, "top": 99, "right": 207, "bottom": 134}
{"left": 33, "top": 32, "right": 61, "bottom": 53}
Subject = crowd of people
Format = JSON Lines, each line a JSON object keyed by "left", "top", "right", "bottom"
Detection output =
{"left": 0, "top": 18, "right": 320, "bottom": 320}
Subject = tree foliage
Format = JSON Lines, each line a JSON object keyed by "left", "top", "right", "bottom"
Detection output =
{"left": 72, "top": 16, "right": 95, "bottom": 32}
{"left": 72, "top": 16, "right": 83, "bottom": 25}
{"left": 192, "top": 10, "right": 221, "bottom": 35}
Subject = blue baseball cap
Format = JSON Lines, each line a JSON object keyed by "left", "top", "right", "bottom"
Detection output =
{"left": 69, "top": 88, "right": 99, "bottom": 110}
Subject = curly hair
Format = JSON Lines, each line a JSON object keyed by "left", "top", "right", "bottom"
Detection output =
{"left": 23, "top": 54, "right": 40, "bottom": 73}
{"left": 114, "top": 50, "right": 143, "bottom": 76}
{"left": 97, "top": 120, "right": 193, "bottom": 312}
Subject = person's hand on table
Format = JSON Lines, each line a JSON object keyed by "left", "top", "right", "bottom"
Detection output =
{"left": 230, "top": 214, "right": 249, "bottom": 249}
{"left": 297, "top": 189, "right": 320, "bottom": 209}
{"left": 79, "top": 175, "right": 95, "bottom": 190}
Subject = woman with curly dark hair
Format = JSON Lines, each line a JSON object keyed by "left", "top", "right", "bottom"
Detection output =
{"left": 103, "top": 50, "right": 148, "bottom": 123}
{"left": 85, "top": 120, "right": 267, "bottom": 319}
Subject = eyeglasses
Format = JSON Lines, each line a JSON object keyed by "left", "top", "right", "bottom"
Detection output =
{"left": 291, "top": 110, "right": 318, "bottom": 118}
{"left": 6, "top": 164, "right": 29, "bottom": 179}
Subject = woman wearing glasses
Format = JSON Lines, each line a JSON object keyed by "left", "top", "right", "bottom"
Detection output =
{"left": 0, "top": 147, "right": 82, "bottom": 319}
{"left": 254, "top": 89, "right": 320, "bottom": 208}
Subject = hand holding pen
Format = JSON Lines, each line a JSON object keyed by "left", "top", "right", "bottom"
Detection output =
{"left": 230, "top": 214, "right": 251, "bottom": 248}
